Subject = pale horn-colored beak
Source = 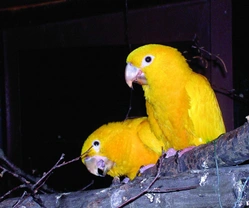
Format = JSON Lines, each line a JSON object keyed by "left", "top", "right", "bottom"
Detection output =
{"left": 84, "top": 156, "right": 114, "bottom": 177}
{"left": 125, "top": 63, "right": 147, "bottom": 88}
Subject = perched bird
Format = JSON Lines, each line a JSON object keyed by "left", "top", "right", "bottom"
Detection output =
{"left": 81, "top": 117, "right": 166, "bottom": 180}
{"left": 125, "top": 44, "right": 226, "bottom": 151}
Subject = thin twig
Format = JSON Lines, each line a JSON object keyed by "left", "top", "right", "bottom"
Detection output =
{"left": 0, "top": 148, "right": 54, "bottom": 193}
{"left": 32, "top": 154, "right": 66, "bottom": 193}
{"left": 0, "top": 184, "right": 26, "bottom": 202}
{"left": 0, "top": 151, "right": 87, "bottom": 206}
{"left": 0, "top": 165, "right": 34, "bottom": 202}
{"left": 117, "top": 154, "right": 164, "bottom": 208}
{"left": 192, "top": 45, "right": 228, "bottom": 74}
{"left": 147, "top": 185, "right": 198, "bottom": 193}
{"left": 56, "top": 154, "right": 82, "bottom": 169}
{"left": 32, "top": 146, "right": 93, "bottom": 193}
{"left": 0, "top": 165, "right": 30, "bottom": 184}
{"left": 81, "top": 180, "right": 94, "bottom": 191}
{"left": 13, "top": 191, "right": 28, "bottom": 208}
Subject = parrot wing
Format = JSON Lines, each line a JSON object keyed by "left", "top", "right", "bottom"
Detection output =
{"left": 125, "top": 44, "right": 226, "bottom": 150}
{"left": 186, "top": 73, "right": 226, "bottom": 145}
{"left": 137, "top": 117, "right": 169, "bottom": 155}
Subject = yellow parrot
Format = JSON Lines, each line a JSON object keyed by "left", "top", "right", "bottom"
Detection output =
{"left": 125, "top": 44, "right": 226, "bottom": 151}
{"left": 81, "top": 117, "right": 166, "bottom": 180}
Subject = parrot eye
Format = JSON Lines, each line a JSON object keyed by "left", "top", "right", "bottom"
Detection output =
{"left": 92, "top": 140, "right": 100, "bottom": 152}
{"left": 93, "top": 140, "right": 100, "bottom": 146}
{"left": 141, "top": 55, "right": 154, "bottom": 67}
{"left": 145, "top": 56, "right": 152, "bottom": 62}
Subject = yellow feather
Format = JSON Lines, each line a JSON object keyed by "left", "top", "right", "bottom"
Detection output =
{"left": 81, "top": 117, "right": 166, "bottom": 180}
{"left": 126, "top": 44, "right": 226, "bottom": 150}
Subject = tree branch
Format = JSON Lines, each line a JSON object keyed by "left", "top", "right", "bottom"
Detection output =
{"left": 1, "top": 121, "right": 249, "bottom": 207}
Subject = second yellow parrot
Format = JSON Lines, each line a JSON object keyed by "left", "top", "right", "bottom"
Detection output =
{"left": 125, "top": 44, "right": 226, "bottom": 150}
{"left": 81, "top": 117, "right": 166, "bottom": 180}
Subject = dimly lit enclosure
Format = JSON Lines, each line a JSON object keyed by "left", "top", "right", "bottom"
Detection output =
{"left": 0, "top": 0, "right": 248, "bottom": 207}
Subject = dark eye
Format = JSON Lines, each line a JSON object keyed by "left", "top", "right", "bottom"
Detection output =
{"left": 141, "top": 55, "right": 154, "bottom": 67}
{"left": 145, "top": 56, "right": 152, "bottom": 63}
{"left": 93, "top": 140, "right": 100, "bottom": 147}
{"left": 92, "top": 140, "right": 101, "bottom": 152}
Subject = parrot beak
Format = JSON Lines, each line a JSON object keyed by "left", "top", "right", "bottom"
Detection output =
{"left": 84, "top": 156, "right": 115, "bottom": 177}
{"left": 125, "top": 63, "right": 147, "bottom": 88}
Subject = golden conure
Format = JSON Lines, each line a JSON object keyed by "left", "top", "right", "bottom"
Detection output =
{"left": 125, "top": 44, "right": 226, "bottom": 150}
{"left": 81, "top": 117, "right": 167, "bottom": 180}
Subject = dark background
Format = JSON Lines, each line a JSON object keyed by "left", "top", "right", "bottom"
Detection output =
{"left": 0, "top": 0, "right": 248, "bottom": 195}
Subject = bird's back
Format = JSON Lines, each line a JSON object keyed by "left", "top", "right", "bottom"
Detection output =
{"left": 185, "top": 72, "right": 226, "bottom": 146}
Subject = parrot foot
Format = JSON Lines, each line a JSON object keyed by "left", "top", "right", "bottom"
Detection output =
{"left": 165, "top": 148, "right": 177, "bottom": 158}
{"left": 111, "top": 176, "right": 130, "bottom": 185}
{"left": 121, "top": 177, "right": 130, "bottom": 184}
{"left": 165, "top": 146, "right": 195, "bottom": 159}
{"left": 111, "top": 176, "right": 121, "bottom": 185}
{"left": 139, "top": 164, "right": 155, "bottom": 174}
{"left": 177, "top": 146, "right": 195, "bottom": 157}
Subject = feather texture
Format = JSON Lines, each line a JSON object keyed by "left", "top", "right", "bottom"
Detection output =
{"left": 81, "top": 117, "right": 166, "bottom": 180}
{"left": 125, "top": 44, "right": 226, "bottom": 150}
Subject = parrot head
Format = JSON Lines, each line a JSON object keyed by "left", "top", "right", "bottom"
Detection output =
{"left": 81, "top": 128, "right": 115, "bottom": 177}
{"left": 81, "top": 118, "right": 161, "bottom": 180}
{"left": 125, "top": 44, "right": 190, "bottom": 88}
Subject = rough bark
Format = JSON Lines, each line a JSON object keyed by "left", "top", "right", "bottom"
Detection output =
{"left": 1, "top": 121, "right": 249, "bottom": 208}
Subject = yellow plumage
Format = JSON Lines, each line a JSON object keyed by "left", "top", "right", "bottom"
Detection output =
{"left": 125, "top": 44, "right": 226, "bottom": 150}
{"left": 81, "top": 117, "right": 166, "bottom": 180}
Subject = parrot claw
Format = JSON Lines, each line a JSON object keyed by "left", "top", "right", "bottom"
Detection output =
{"left": 177, "top": 146, "right": 195, "bottom": 157}
{"left": 139, "top": 164, "right": 155, "bottom": 174}
{"left": 165, "top": 146, "right": 195, "bottom": 159}
{"left": 165, "top": 148, "right": 178, "bottom": 158}
{"left": 172, "top": 146, "right": 196, "bottom": 163}
{"left": 121, "top": 177, "right": 130, "bottom": 184}
{"left": 111, "top": 176, "right": 121, "bottom": 185}
{"left": 111, "top": 176, "right": 130, "bottom": 185}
